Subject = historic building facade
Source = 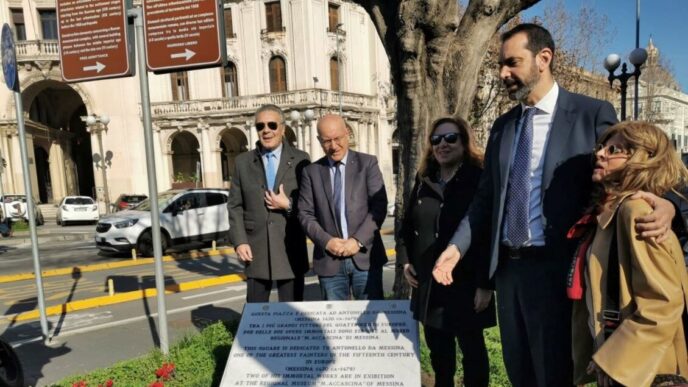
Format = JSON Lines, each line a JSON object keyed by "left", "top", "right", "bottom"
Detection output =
{"left": 0, "top": 0, "right": 397, "bottom": 209}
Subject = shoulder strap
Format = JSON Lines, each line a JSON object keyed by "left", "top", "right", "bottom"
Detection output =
{"left": 604, "top": 219, "right": 621, "bottom": 338}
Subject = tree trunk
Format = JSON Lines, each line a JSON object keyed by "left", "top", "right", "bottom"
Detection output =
{"left": 354, "top": 0, "right": 540, "bottom": 299}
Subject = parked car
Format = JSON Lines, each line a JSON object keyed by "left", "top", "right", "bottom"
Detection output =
{"left": 0, "top": 194, "right": 44, "bottom": 225}
{"left": 95, "top": 188, "right": 230, "bottom": 257}
{"left": 112, "top": 194, "right": 148, "bottom": 212}
{"left": 56, "top": 196, "right": 100, "bottom": 226}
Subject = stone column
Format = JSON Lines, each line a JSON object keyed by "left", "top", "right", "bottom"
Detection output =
{"left": 48, "top": 140, "right": 67, "bottom": 201}
{"left": 153, "top": 125, "right": 170, "bottom": 191}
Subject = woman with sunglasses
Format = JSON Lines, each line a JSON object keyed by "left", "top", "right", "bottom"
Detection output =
{"left": 396, "top": 116, "right": 495, "bottom": 386}
{"left": 569, "top": 121, "right": 688, "bottom": 387}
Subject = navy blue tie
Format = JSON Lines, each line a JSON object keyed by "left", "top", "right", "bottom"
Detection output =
{"left": 505, "top": 107, "right": 536, "bottom": 246}
{"left": 333, "top": 162, "right": 343, "bottom": 234}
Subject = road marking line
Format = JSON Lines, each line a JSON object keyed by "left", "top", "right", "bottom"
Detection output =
{"left": 1, "top": 273, "right": 247, "bottom": 323}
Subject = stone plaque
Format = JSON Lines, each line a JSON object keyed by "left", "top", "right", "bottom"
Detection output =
{"left": 221, "top": 300, "right": 420, "bottom": 387}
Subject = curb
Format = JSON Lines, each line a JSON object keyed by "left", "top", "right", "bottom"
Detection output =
{"left": 0, "top": 233, "right": 93, "bottom": 247}
{"left": 0, "top": 247, "right": 237, "bottom": 283}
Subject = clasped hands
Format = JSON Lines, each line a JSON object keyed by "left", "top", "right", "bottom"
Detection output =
{"left": 326, "top": 238, "right": 360, "bottom": 258}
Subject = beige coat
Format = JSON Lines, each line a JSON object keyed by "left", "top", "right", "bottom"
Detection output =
{"left": 572, "top": 196, "right": 688, "bottom": 387}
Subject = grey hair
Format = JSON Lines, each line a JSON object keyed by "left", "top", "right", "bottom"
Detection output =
{"left": 254, "top": 104, "right": 285, "bottom": 123}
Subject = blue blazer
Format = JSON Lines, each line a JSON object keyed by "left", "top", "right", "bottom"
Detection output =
{"left": 450, "top": 87, "right": 618, "bottom": 277}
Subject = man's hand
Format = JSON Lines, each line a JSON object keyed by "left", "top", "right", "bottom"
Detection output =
{"left": 236, "top": 244, "right": 253, "bottom": 262}
{"left": 632, "top": 190, "right": 675, "bottom": 243}
{"left": 341, "top": 238, "right": 361, "bottom": 256}
{"left": 265, "top": 184, "right": 291, "bottom": 210}
{"left": 587, "top": 361, "right": 613, "bottom": 387}
{"left": 403, "top": 263, "right": 419, "bottom": 288}
{"left": 474, "top": 288, "right": 492, "bottom": 312}
{"left": 326, "top": 238, "right": 346, "bottom": 256}
{"left": 432, "top": 244, "right": 461, "bottom": 285}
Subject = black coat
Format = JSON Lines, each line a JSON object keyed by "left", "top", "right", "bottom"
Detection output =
{"left": 397, "top": 163, "right": 496, "bottom": 332}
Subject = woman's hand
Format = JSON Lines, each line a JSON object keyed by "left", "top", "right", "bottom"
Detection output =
{"left": 474, "top": 288, "right": 492, "bottom": 312}
{"left": 403, "top": 263, "right": 419, "bottom": 288}
{"left": 631, "top": 191, "right": 675, "bottom": 242}
{"left": 587, "top": 361, "right": 614, "bottom": 387}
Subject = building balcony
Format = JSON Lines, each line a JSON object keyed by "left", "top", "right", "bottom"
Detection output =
{"left": 15, "top": 40, "right": 60, "bottom": 62}
{"left": 149, "top": 89, "right": 380, "bottom": 118}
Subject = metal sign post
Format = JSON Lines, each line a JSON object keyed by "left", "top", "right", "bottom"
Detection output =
{"left": 1, "top": 24, "right": 49, "bottom": 340}
{"left": 128, "top": 7, "right": 169, "bottom": 354}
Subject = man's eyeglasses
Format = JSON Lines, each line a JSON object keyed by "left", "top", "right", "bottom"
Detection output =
{"left": 594, "top": 143, "right": 631, "bottom": 157}
{"left": 430, "top": 132, "right": 459, "bottom": 146}
{"left": 255, "top": 122, "right": 280, "bottom": 131}
{"left": 319, "top": 136, "right": 346, "bottom": 146}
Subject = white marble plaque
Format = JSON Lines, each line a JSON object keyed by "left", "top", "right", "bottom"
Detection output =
{"left": 220, "top": 300, "right": 420, "bottom": 386}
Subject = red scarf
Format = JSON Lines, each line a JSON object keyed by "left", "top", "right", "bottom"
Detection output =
{"left": 566, "top": 213, "right": 597, "bottom": 300}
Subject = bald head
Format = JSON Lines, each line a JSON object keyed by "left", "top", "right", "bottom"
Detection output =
{"left": 317, "top": 114, "right": 349, "bottom": 162}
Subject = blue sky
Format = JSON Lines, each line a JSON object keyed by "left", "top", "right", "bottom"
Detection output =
{"left": 520, "top": 0, "right": 687, "bottom": 92}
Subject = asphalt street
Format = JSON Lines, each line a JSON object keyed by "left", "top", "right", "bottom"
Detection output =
{"left": 0, "top": 217, "right": 399, "bottom": 386}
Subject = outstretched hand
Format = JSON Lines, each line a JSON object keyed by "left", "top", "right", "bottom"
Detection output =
{"left": 432, "top": 244, "right": 461, "bottom": 285}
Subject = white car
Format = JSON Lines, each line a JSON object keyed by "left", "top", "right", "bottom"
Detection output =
{"left": 57, "top": 196, "right": 100, "bottom": 226}
{"left": 95, "top": 189, "right": 230, "bottom": 257}
{"left": 0, "top": 194, "right": 45, "bottom": 225}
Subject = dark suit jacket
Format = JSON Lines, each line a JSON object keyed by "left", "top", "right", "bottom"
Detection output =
{"left": 227, "top": 141, "right": 310, "bottom": 280}
{"left": 298, "top": 150, "right": 388, "bottom": 277}
{"left": 450, "top": 87, "right": 618, "bottom": 277}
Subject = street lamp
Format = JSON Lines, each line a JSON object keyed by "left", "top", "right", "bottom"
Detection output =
{"left": 335, "top": 22, "right": 344, "bottom": 116}
{"left": 82, "top": 114, "right": 111, "bottom": 214}
{"left": 603, "top": 48, "right": 647, "bottom": 121}
{"left": 289, "top": 109, "right": 315, "bottom": 153}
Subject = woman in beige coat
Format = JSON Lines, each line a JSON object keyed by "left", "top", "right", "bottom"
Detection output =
{"left": 570, "top": 121, "right": 688, "bottom": 387}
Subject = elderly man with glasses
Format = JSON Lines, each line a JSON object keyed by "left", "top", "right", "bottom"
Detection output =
{"left": 228, "top": 104, "right": 311, "bottom": 302}
{"left": 298, "top": 114, "right": 388, "bottom": 300}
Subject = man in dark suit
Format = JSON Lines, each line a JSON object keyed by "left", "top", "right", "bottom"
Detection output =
{"left": 298, "top": 114, "right": 388, "bottom": 300}
{"left": 228, "top": 104, "right": 310, "bottom": 303}
{"left": 431, "top": 24, "right": 677, "bottom": 386}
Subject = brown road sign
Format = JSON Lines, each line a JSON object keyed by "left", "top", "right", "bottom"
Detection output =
{"left": 143, "top": 0, "right": 224, "bottom": 72}
{"left": 57, "top": 0, "right": 132, "bottom": 82}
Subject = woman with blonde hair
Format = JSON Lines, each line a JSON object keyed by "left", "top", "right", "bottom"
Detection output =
{"left": 396, "top": 116, "right": 495, "bottom": 386}
{"left": 569, "top": 121, "right": 688, "bottom": 386}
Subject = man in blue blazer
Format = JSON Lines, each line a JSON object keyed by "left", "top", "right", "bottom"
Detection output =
{"left": 432, "top": 24, "right": 676, "bottom": 386}
{"left": 298, "top": 114, "right": 388, "bottom": 300}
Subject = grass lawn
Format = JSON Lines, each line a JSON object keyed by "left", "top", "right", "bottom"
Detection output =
{"left": 54, "top": 320, "right": 511, "bottom": 386}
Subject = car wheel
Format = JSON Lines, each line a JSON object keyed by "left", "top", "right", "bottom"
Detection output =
{"left": 0, "top": 338, "right": 24, "bottom": 387}
{"left": 37, "top": 213, "right": 44, "bottom": 226}
{"left": 137, "top": 230, "right": 169, "bottom": 257}
{"left": 56, "top": 218, "right": 60, "bottom": 225}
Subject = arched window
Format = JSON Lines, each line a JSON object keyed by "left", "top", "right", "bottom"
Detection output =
{"left": 269, "top": 56, "right": 287, "bottom": 92}
{"left": 222, "top": 62, "right": 239, "bottom": 97}
{"left": 330, "top": 57, "right": 339, "bottom": 91}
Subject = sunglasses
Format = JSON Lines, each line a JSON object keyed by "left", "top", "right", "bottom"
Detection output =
{"left": 430, "top": 132, "right": 459, "bottom": 146}
{"left": 594, "top": 143, "right": 631, "bottom": 157}
{"left": 255, "top": 121, "right": 279, "bottom": 131}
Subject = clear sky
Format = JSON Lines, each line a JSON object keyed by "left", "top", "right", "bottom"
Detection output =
{"left": 519, "top": 0, "right": 687, "bottom": 92}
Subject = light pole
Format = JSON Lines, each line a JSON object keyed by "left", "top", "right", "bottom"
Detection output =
{"left": 603, "top": 48, "right": 647, "bottom": 121}
{"left": 336, "top": 22, "right": 343, "bottom": 116}
{"left": 83, "top": 114, "right": 112, "bottom": 214}
{"left": 289, "top": 109, "right": 315, "bottom": 152}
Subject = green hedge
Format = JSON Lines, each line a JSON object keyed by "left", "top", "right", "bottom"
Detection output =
{"left": 55, "top": 321, "right": 510, "bottom": 386}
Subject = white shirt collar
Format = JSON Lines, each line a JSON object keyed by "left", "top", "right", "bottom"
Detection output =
{"left": 520, "top": 82, "right": 559, "bottom": 115}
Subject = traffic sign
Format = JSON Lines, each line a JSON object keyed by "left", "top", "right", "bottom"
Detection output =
{"left": 57, "top": 0, "right": 133, "bottom": 82}
{"left": 1, "top": 24, "right": 18, "bottom": 91}
{"left": 143, "top": 0, "right": 225, "bottom": 72}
